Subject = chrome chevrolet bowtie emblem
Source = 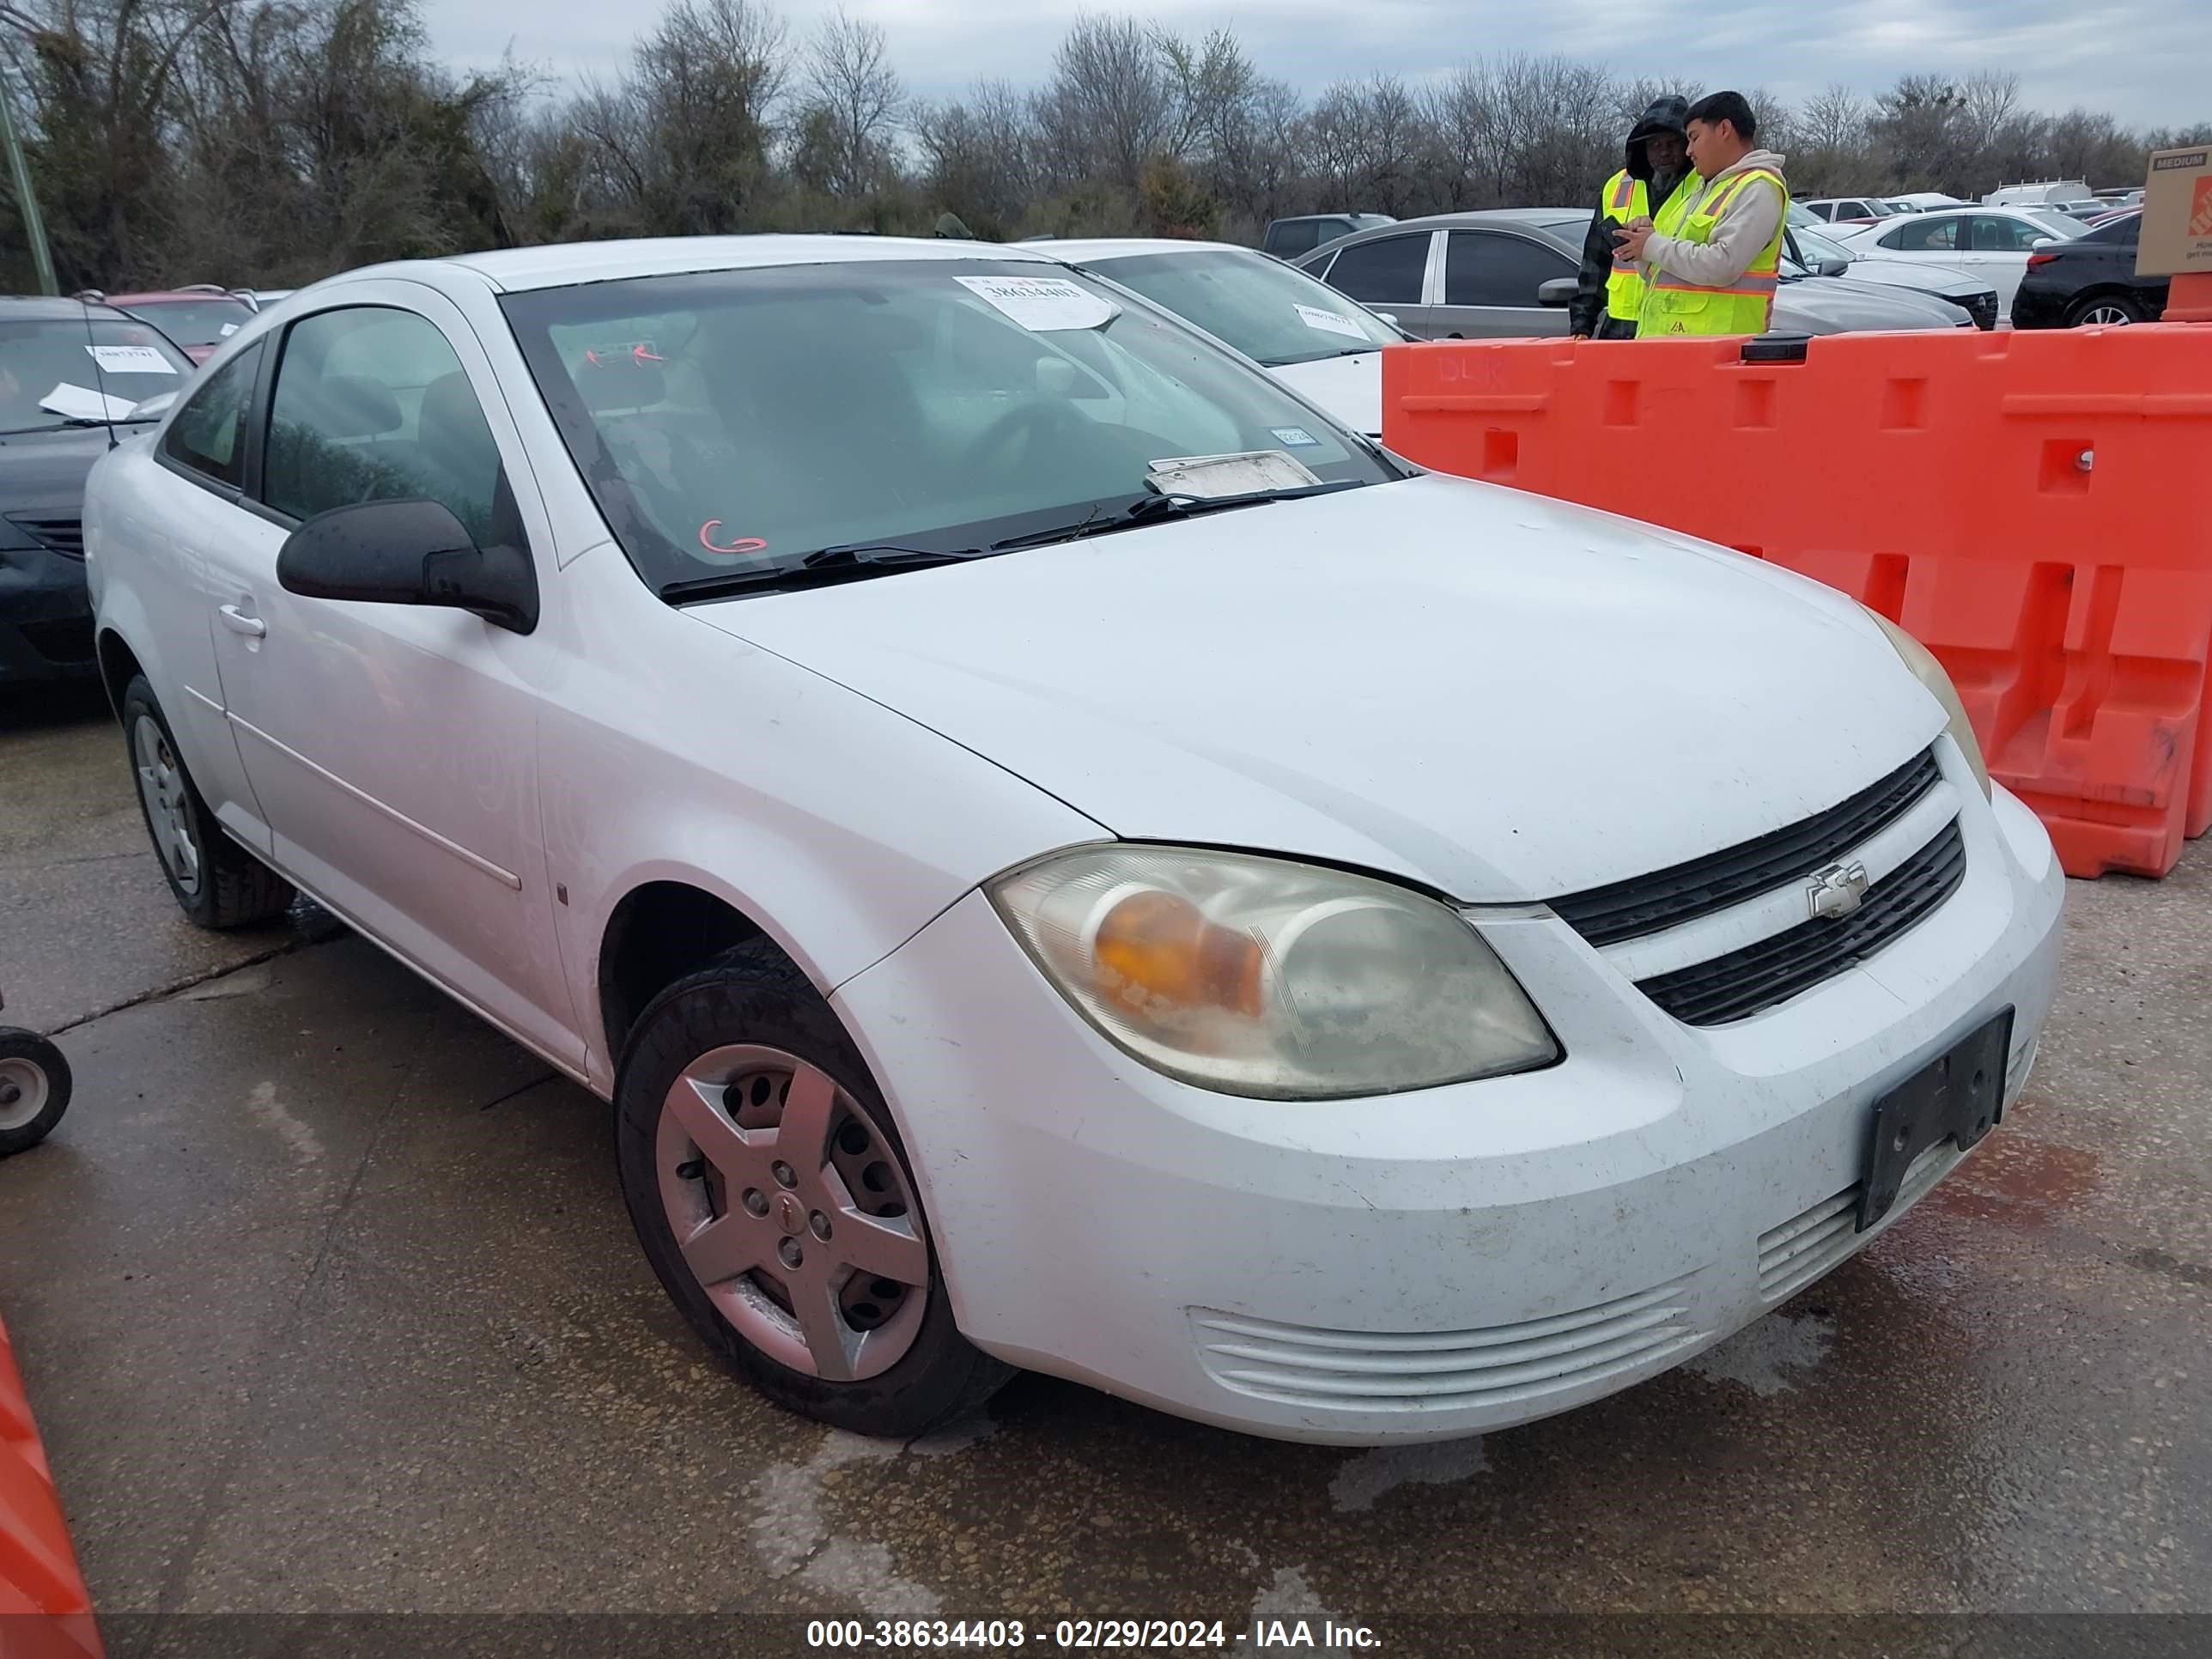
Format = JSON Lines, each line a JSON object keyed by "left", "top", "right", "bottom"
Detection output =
{"left": 1808, "top": 860, "right": 1870, "bottom": 920}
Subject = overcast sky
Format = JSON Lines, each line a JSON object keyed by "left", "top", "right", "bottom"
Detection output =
{"left": 422, "top": 0, "right": 2209, "bottom": 131}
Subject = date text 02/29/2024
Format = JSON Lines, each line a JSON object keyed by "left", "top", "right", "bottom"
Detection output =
{"left": 805, "top": 1618, "right": 1384, "bottom": 1650}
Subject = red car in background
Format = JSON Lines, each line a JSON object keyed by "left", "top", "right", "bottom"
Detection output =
{"left": 86, "top": 286, "right": 255, "bottom": 364}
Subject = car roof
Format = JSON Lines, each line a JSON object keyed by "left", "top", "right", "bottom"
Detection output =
{"left": 353, "top": 235, "right": 1067, "bottom": 295}
{"left": 102, "top": 289, "right": 252, "bottom": 303}
{"left": 1308, "top": 208, "right": 1583, "bottom": 241}
{"left": 1035, "top": 239, "right": 1251, "bottom": 261}
{"left": 0, "top": 295, "right": 136, "bottom": 322}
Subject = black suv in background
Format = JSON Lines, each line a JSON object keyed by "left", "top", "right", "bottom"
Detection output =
{"left": 2010, "top": 211, "right": 2167, "bottom": 328}
{"left": 1262, "top": 213, "right": 1396, "bottom": 259}
{"left": 2, "top": 297, "right": 197, "bottom": 685}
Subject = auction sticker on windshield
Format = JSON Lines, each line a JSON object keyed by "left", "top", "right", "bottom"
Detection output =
{"left": 85, "top": 345, "right": 178, "bottom": 375}
{"left": 956, "top": 276, "right": 1119, "bottom": 331}
{"left": 1295, "top": 304, "right": 1368, "bottom": 339}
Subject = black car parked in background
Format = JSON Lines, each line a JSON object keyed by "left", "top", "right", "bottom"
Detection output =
{"left": 2010, "top": 211, "right": 2167, "bottom": 329}
{"left": 2, "top": 297, "right": 197, "bottom": 685}
{"left": 1261, "top": 213, "right": 1395, "bottom": 260}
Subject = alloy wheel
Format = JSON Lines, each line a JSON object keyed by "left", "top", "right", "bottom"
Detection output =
{"left": 656, "top": 1044, "right": 930, "bottom": 1382}
{"left": 2078, "top": 303, "right": 2133, "bottom": 326}
{"left": 133, "top": 714, "right": 202, "bottom": 896}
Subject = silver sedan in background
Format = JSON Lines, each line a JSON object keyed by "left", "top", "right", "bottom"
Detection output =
{"left": 1297, "top": 209, "right": 1978, "bottom": 339}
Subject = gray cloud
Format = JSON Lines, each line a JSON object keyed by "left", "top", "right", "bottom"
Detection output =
{"left": 425, "top": 0, "right": 2209, "bottom": 131}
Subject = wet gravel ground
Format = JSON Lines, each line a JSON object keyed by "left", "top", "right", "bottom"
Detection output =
{"left": 2, "top": 694, "right": 2206, "bottom": 1658}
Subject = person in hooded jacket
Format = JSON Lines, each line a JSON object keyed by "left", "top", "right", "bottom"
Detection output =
{"left": 1569, "top": 96, "right": 1697, "bottom": 340}
{"left": 1616, "top": 90, "right": 1792, "bottom": 337}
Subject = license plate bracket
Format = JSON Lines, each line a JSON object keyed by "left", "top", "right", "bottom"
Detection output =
{"left": 1857, "top": 1008, "right": 2013, "bottom": 1232}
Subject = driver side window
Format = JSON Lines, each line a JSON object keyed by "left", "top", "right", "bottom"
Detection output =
{"left": 1888, "top": 217, "right": 1958, "bottom": 252}
{"left": 162, "top": 343, "right": 263, "bottom": 491}
{"left": 1972, "top": 216, "right": 2043, "bottom": 252}
{"left": 264, "top": 307, "right": 513, "bottom": 549}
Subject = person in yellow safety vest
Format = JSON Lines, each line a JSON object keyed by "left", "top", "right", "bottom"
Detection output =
{"left": 1613, "top": 90, "right": 1791, "bottom": 338}
{"left": 1569, "top": 95, "right": 1698, "bottom": 340}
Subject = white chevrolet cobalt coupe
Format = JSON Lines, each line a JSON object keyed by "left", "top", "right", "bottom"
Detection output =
{"left": 86, "top": 236, "right": 2063, "bottom": 1444}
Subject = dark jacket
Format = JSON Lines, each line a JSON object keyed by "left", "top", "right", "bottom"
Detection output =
{"left": 1571, "top": 96, "right": 1694, "bottom": 337}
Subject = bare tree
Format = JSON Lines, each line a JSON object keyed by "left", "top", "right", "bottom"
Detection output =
{"left": 911, "top": 77, "right": 1038, "bottom": 236}
{"left": 1158, "top": 26, "right": 1297, "bottom": 230}
{"left": 1961, "top": 70, "right": 2021, "bottom": 153}
{"left": 6, "top": 3, "right": 2200, "bottom": 295}
{"left": 1035, "top": 12, "right": 1176, "bottom": 191}
{"left": 598, "top": 0, "right": 788, "bottom": 233}
{"left": 800, "top": 8, "right": 901, "bottom": 198}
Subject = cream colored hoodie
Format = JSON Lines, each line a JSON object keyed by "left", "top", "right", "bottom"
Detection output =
{"left": 1642, "top": 149, "right": 1790, "bottom": 289}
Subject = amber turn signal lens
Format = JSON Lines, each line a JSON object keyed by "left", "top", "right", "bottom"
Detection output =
{"left": 1093, "top": 890, "right": 1265, "bottom": 1018}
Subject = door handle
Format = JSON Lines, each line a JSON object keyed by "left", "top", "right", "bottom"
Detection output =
{"left": 218, "top": 605, "right": 267, "bottom": 638}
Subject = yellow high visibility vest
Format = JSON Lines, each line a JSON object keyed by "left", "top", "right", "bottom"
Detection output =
{"left": 1637, "top": 168, "right": 1789, "bottom": 337}
{"left": 1600, "top": 169, "right": 1697, "bottom": 322}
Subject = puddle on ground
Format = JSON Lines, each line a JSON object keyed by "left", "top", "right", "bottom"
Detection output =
{"left": 1931, "top": 1131, "right": 2101, "bottom": 1226}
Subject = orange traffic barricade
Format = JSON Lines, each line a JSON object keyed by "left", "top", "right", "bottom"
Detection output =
{"left": 1383, "top": 325, "right": 2212, "bottom": 879}
{"left": 0, "top": 1315, "right": 100, "bottom": 1659}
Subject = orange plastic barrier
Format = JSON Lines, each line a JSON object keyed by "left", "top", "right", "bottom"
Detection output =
{"left": 0, "top": 1316, "right": 100, "bottom": 1659}
{"left": 1383, "top": 325, "right": 2212, "bottom": 878}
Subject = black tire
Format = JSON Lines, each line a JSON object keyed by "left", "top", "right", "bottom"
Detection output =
{"left": 0, "top": 1030, "right": 73, "bottom": 1157}
{"left": 615, "top": 939, "right": 1012, "bottom": 1437}
{"left": 120, "top": 674, "right": 294, "bottom": 930}
{"left": 2065, "top": 292, "right": 2143, "bottom": 327}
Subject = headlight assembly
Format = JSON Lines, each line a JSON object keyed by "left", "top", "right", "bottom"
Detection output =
{"left": 988, "top": 845, "right": 1558, "bottom": 1100}
{"left": 1866, "top": 608, "right": 1991, "bottom": 798}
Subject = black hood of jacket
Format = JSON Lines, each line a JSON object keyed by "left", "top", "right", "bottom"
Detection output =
{"left": 1625, "top": 96, "right": 1690, "bottom": 182}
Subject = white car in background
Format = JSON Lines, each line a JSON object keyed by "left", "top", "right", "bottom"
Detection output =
{"left": 1785, "top": 216, "right": 2000, "bottom": 330}
{"left": 87, "top": 234, "right": 2062, "bottom": 1446}
{"left": 1039, "top": 239, "right": 1403, "bottom": 437}
{"left": 1830, "top": 206, "right": 2087, "bottom": 319}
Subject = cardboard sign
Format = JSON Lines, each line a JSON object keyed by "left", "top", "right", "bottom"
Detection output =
{"left": 2138, "top": 147, "right": 2212, "bottom": 277}
{"left": 955, "top": 275, "right": 1119, "bottom": 331}
{"left": 86, "top": 344, "right": 178, "bottom": 375}
{"left": 1295, "top": 304, "right": 1368, "bottom": 340}
{"left": 40, "top": 382, "right": 139, "bottom": 422}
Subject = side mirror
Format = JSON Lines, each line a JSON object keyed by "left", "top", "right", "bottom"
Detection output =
{"left": 1374, "top": 312, "right": 1401, "bottom": 328}
{"left": 1536, "top": 277, "right": 1578, "bottom": 307}
{"left": 1817, "top": 257, "right": 1850, "bottom": 278}
{"left": 277, "top": 499, "right": 538, "bottom": 635}
{"left": 2031, "top": 236, "right": 2056, "bottom": 249}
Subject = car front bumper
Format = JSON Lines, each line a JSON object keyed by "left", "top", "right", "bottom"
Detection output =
{"left": 0, "top": 542, "right": 97, "bottom": 684}
{"left": 834, "top": 762, "right": 2065, "bottom": 1444}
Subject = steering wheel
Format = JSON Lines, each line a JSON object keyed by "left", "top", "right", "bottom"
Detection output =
{"left": 965, "top": 398, "right": 1096, "bottom": 473}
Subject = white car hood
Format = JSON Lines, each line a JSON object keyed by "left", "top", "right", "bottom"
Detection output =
{"left": 693, "top": 475, "right": 1942, "bottom": 902}
{"left": 1267, "top": 352, "right": 1383, "bottom": 436}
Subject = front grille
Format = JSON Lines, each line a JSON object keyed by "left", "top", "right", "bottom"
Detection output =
{"left": 1638, "top": 819, "right": 1966, "bottom": 1025}
{"left": 1963, "top": 292, "right": 1998, "bottom": 331}
{"left": 1191, "top": 1274, "right": 1705, "bottom": 1414}
{"left": 1551, "top": 749, "right": 1942, "bottom": 947}
{"left": 5, "top": 514, "right": 85, "bottom": 558}
{"left": 15, "top": 617, "right": 95, "bottom": 665}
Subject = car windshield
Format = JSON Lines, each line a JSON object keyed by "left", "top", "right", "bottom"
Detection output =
{"left": 2025, "top": 210, "right": 2087, "bottom": 240}
{"left": 502, "top": 258, "right": 1397, "bottom": 598}
{"left": 1083, "top": 248, "right": 1401, "bottom": 368}
{"left": 0, "top": 314, "right": 197, "bottom": 433}
{"left": 1791, "top": 223, "right": 1855, "bottom": 266}
{"left": 121, "top": 298, "right": 252, "bottom": 348}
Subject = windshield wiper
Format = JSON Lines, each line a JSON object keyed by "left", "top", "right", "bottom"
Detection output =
{"left": 660, "top": 542, "right": 989, "bottom": 604}
{"left": 990, "top": 482, "right": 1362, "bottom": 552}
{"left": 0, "top": 417, "right": 106, "bottom": 435}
